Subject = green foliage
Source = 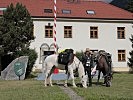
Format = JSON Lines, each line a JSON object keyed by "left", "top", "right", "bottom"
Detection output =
{"left": 75, "top": 51, "right": 84, "bottom": 61}
{"left": 126, "top": 0, "right": 133, "bottom": 12}
{"left": 0, "top": 3, "right": 34, "bottom": 54}
{"left": 0, "top": 3, "right": 36, "bottom": 75}
{"left": 128, "top": 35, "right": 133, "bottom": 71}
{"left": 15, "top": 48, "right": 38, "bottom": 78}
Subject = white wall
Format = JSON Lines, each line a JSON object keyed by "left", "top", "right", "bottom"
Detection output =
{"left": 30, "top": 18, "right": 133, "bottom": 70}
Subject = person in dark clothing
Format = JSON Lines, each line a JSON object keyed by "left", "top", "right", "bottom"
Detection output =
{"left": 81, "top": 48, "right": 93, "bottom": 87}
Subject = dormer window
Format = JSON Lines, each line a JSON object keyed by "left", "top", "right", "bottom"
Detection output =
{"left": 0, "top": 7, "right": 7, "bottom": 11}
{"left": 86, "top": 10, "right": 95, "bottom": 15}
{"left": 44, "top": 9, "right": 53, "bottom": 13}
{"left": 62, "top": 9, "right": 71, "bottom": 14}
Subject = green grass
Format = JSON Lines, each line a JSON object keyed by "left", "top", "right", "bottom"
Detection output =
{"left": 0, "top": 73, "right": 133, "bottom": 100}
{"left": 72, "top": 73, "right": 133, "bottom": 100}
{"left": 0, "top": 79, "right": 70, "bottom": 100}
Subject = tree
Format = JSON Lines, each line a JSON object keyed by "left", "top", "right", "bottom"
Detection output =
{"left": 128, "top": 35, "right": 133, "bottom": 72}
{"left": 110, "top": 0, "right": 133, "bottom": 12}
{"left": 0, "top": 3, "right": 34, "bottom": 73}
{"left": 126, "top": 0, "right": 133, "bottom": 12}
{"left": 110, "top": 0, "right": 128, "bottom": 10}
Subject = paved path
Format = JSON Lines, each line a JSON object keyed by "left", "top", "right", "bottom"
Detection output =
{"left": 36, "top": 72, "right": 103, "bottom": 100}
{"left": 36, "top": 71, "right": 103, "bottom": 80}
{"left": 57, "top": 83, "right": 84, "bottom": 100}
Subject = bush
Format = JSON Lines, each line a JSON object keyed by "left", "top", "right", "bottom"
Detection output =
{"left": 75, "top": 51, "right": 84, "bottom": 61}
{"left": 15, "top": 48, "right": 38, "bottom": 78}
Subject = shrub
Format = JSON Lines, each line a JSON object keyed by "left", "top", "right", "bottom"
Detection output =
{"left": 75, "top": 51, "right": 84, "bottom": 61}
{"left": 15, "top": 48, "right": 38, "bottom": 78}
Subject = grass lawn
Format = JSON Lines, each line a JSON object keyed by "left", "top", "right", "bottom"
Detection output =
{"left": 0, "top": 73, "right": 133, "bottom": 100}
{"left": 0, "top": 79, "right": 70, "bottom": 100}
{"left": 72, "top": 73, "right": 133, "bottom": 100}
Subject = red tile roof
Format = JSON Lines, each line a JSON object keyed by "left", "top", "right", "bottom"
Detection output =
{"left": 0, "top": 0, "right": 133, "bottom": 19}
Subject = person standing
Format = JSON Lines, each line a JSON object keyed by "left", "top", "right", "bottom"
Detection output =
{"left": 81, "top": 48, "right": 93, "bottom": 87}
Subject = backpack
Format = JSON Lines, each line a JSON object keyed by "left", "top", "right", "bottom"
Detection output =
{"left": 65, "top": 49, "right": 74, "bottom": 54}
{"left": 58, "top": 49, "right": 74, "bottom": 65}
{"left": 58, "top": 52, "right": 69, "bottom": 65}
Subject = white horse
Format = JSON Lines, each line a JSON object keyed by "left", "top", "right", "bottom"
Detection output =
{"left": 42, "top": 54, "right": 88, "bottom": 88}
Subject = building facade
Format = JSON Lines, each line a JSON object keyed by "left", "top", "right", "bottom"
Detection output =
{"left": 0, "top": 0, "right": 133, "bottom": 71}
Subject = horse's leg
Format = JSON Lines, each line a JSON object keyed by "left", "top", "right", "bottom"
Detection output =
{"left": 64, "top": 72, "right": 70, "bottom": 87}
{"left": 44, "top": 71, "right": 48, "bottom": 87}
{"left": 49, "top": 74, "right": 53, "bottom": 87}
{"left": 68, "top": 67, "right": 77, "bottom": 88}
{"left": 103, "top": 73, "right": 106, "bottom": 85}
{"left": 48, "top": 66, "right": 56, "bottom": 87}
{"left": 44, "top": 65, "right": 55, "bottom": 87}
{"left": 97, "top": 70, "right": 101, "bottom": 85}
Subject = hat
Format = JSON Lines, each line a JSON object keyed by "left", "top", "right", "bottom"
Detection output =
{"left": 85, "top": 48, "right": 90, "bottom": 52}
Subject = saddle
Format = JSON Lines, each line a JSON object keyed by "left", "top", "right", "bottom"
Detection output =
{"left": 58, "top": 49, "right": 74, "bottom": 65}
{"left": 102, "top": 53, "right": 112, "bottom": 67}
{"left": 58, "top": 52, "right": 69, "bottom": 65}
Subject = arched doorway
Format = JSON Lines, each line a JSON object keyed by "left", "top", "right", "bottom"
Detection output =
{"left": 39, "top": 43, "right": 58, "bottom": 64}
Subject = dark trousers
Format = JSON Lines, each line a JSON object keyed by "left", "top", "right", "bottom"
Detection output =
{"left": 84, "top": 67, "right": 92, "bottom": 86}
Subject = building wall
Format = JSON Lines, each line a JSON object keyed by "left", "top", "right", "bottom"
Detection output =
{"left": 30, "top": 18, "right": 133, "bottom": 71}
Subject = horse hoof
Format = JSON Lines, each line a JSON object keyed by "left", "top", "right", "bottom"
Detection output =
{"left": 83, "top": 86, "right": 87, "bottom": 88}
{"left": 64, "top": 84, "right": 68, "bottom": 87}
{"left": 73, "top": 85, "right": 77, "bottom": 88}
{"left": 44, "top": 83, "right": 47, "bottom": 87}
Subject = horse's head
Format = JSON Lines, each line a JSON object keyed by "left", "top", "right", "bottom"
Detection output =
{"left": 81, "top": 75, "right": 88, "bottom": 88}
{"left": 104, "top": 73, "right": 113, "bottom": 87}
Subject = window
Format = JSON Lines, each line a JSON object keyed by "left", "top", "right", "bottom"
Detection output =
{"left": 86, "top": 10, "right": 95, "bottom": 15}
{"left": 45, "top": 26, "right": 53, "bottom": 38}
{"left": 0, "top": 7, "right": 6, "bottom": 13}
{"left": 62, "top": 9, "right": 71, "bottom": 14}
{"left": 117, "top": 27, "right": 125, "bottom": 39}
{"left": 44, "top": 9, "right": 53, "bottom": 13}
{"left": 90, "top": 26, "right": 98, "bottom": 38}
{"left": 118, "top": 50, "right": 126, "bottom": 61}
{"left": 0, "top": 7, "right": 6, "bottom": 11}
{"left": 64, "top": 26, "right": 72, "bottom": 38}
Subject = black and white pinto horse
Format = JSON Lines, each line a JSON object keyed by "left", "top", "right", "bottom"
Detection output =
{"left": 42, "top": 54, "right": 88, "bottom": 88}
{"left": 94, "top": 52, "right": 113, "bottom": 87}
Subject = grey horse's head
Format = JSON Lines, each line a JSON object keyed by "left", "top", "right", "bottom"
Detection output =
{"left": 81, "top": 75, "right": 88, "bottom": 88}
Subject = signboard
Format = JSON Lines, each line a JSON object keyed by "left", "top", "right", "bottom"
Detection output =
{"left": 14, "top": 61, "right": 25, "bottom": 77}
